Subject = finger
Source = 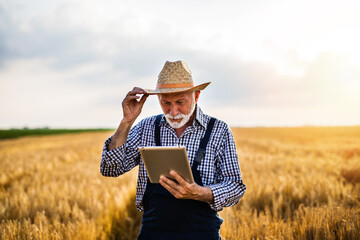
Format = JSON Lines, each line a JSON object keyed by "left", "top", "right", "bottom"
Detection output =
{"left": 139, "top": 94, "right": 149, "bottom": 106}
{"left": 159, "top": 178, "right": 171, "bottom": 190}
{"left": 162, "top": 183, "right": 178, "bottom": 197}
{"left": 159, "top": 177, "right": 178, "bottom": 195}
{"left": 170, "top": 170, "right": 188, "bottom": 186}
{"left": 128, "top": 87, "right": 147, "bottom": 96}
{"left": 132, "top": 87, "right": 146, "bottom": 92}
{"left": 123, "top": 95, "right": 140, "bottom": 101}
{"left": 127, "top": 89, "right": 147, "bottom": 97}
{"left": 160, "top": 175, "right": 179, "bottom": 190}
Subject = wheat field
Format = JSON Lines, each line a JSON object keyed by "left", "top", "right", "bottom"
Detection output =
{"left": 0, "top": 127, "right": 359, "bottom": 239}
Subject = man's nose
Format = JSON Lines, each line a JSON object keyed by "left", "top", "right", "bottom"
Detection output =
{"left": 169, "top": 106, "right": 179, "bottom": 116}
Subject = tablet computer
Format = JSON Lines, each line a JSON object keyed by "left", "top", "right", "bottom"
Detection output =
{"left": 139, "top": 146, "right": 194, "bottom": 184}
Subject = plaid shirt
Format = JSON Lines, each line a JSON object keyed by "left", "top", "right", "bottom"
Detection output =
{"left": 100, "top": 105, "right": 246, "bottom": 212}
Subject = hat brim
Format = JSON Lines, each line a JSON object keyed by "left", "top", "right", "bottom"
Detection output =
{"left": 144, "top": 82, "right": 211, "bottom": 95}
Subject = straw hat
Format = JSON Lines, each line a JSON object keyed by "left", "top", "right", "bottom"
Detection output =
{"left": 144, "top": 60, "right": 211, "bottom": 95}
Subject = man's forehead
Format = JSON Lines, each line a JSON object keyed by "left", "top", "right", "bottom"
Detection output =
{"left": 158, "top": 91, "right": 194, "bottom": 100}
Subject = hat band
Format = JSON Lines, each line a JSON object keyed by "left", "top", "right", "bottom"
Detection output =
{"left": 156, "top": 82, "right": 194, "bottom": 89}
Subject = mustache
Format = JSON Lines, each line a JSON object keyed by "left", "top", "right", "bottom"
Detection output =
{"left": 165, "top": 113, "right": 186, "bottom": 120}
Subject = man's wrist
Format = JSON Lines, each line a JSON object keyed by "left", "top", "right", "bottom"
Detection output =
{"left": 108, "top": 119, "right": 133, "bottom": 150}
{"left": 120, "top": 118, "right": 135, "bottom": 127}
{"left": 196, "top": 186, "right": 214, "bottom": 204}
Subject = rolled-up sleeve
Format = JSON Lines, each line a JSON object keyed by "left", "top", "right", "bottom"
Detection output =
{"left": 100, "top": 122, "right": 143, "bottom": 177}
{"left": 208, "top": 125, "right": 246, "bottom": 212}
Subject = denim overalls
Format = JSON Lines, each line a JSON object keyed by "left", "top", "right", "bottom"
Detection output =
{"left": 138, "top": 115, "right": 223, "bottom": 240}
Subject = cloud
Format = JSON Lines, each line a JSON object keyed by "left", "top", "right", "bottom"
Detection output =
{"left": 198, "top": 52, "right": 360, "bottom": 126}
{"left": 1, "top": 0, "right": 360, "bottom": 127}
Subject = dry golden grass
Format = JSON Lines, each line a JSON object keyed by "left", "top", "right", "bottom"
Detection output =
{"left": 0, "top": 126, "right": 359, "bottom": 239}
{"left": 0, "top": 132, "right": 141, "bottom": 240}
{"left": 219, "top": 126, "right": 360, "bottom": 239}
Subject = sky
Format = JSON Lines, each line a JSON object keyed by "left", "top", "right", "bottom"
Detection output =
{"left": 1, "top": 0, "right": 360, "bottom": 128}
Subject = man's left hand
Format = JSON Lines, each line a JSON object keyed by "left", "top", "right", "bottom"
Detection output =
{"left": 159, "top": 171, "right": 214, "bottom": 203}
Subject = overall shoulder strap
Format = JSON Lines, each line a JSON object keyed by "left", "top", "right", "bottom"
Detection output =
{"left": 154, "top": 114, "right": 163, "bottom": 146}
{"left": 194, "top": 117, "right": 216, "bottom": 165}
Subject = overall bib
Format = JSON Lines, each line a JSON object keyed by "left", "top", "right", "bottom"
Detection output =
{"left": 138, "top": 115, "right": 223, "bottom": 240}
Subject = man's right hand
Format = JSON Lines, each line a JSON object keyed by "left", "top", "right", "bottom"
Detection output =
{"left": 122, "top": 87, "right": 149, "bottom": 124}
{"left": 108, "top": 87, "right": 149, "bottom": 151}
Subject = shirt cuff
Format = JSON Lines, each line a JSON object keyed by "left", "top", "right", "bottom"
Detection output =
{"left": 208, "top": 183, "right": 228, "bottom": 212}
{"left": 102, "top": 136, "right": 127, "bottom": 166}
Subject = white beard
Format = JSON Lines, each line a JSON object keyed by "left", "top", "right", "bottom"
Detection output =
{"left": 165, "top": 101, "right": 196, "bottom": 129}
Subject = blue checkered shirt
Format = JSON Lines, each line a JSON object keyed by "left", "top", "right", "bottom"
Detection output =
{"left": 100, "top": 105, "right": 246, "bottom": 212}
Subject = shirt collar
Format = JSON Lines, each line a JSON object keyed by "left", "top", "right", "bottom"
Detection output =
{"left": 194, "top": 104, "right": 207, "bottom": 129}
{"left": 159, "top": 104, "right": 207, "bottom": 129}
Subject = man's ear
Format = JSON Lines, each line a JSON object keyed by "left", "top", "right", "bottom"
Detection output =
{"left": 194, "top": 91, "right": 200, "bottom": 103}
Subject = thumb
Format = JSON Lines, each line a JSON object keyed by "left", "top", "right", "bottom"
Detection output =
{"left": 139, "top": 94, "right": 149, "bottom": 107}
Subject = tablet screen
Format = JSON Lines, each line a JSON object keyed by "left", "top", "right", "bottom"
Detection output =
{"left": 139, "top": 146, "right": 194, "bottom": 184}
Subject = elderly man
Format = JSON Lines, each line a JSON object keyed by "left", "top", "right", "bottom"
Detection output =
{"left": 100, "top": 60, "right": 246, "bottom": 240}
